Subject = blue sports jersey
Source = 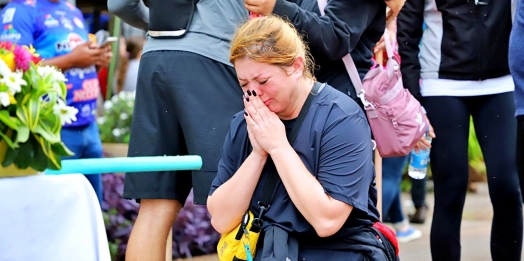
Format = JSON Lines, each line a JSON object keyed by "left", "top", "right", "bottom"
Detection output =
{"left": 0, "top": 0, "right": 99, "bottom": 127}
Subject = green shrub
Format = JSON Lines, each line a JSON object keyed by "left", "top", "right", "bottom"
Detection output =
{"left": 97, "top": 92, "right": 135, "bottom": 143}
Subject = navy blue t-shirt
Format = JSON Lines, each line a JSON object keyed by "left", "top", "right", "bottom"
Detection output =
{"left": 210, "top": 84, "right": 379, "bottom": 243}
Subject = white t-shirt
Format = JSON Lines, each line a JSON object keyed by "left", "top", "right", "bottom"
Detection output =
{"left": 421, "top": 75, "right": 514, "bottom": 97}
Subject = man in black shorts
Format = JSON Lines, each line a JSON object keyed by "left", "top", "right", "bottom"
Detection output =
{"left": 108, "top": 0, "right": 248, "bottom": 259}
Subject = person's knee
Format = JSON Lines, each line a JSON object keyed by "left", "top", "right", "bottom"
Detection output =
{"left": 137, "top": 199, "right": 183, "bottom": 224}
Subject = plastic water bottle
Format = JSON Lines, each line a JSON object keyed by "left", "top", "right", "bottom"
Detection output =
{"left": 408, "top": 134, "right": 432, "bottom": 179}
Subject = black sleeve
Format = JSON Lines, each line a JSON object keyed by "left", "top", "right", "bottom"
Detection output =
{"left": 397, "top": 0, "right": 425, "bottom": 102}
{"left": 272, "top": 0, "right": 380, "bottom": 61}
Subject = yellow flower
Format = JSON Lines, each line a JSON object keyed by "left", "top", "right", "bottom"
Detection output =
{"left": 0, "top": 52, "right": 15, "bottom": 72}
{"left": 7, "top": 91, "right": 16, "bottom": 105}
{"left": 24, "top": 45, "right": 39, "bottom": 57}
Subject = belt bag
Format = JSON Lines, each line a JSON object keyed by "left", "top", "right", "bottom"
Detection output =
{"left": 147, "top": 0, "right": 199, "bottom": 39}
{"left": 217, "top": 211, "right": 261, "bottom": 261}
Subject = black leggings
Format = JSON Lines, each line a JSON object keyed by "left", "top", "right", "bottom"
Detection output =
{"left": 425, "top": 93, "right": 523, "bottom": 261}
{"left": 518, "top": 115, "right": 524, "bottom": 202}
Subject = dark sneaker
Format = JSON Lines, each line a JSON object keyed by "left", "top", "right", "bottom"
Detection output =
{"left": 409, "top": 205, "right": 428, "bottom": 224}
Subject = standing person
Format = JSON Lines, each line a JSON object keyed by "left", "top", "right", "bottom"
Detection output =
{"left": 0, "top": 0, "right": 112, "bottom": 204}
{"left": 208, "top": 15, "right": 397, "bottom": 260}
{"left": 244, "top": 0, "right": 399, "bottom": 109}
{"left": 398, "top": 0, "right": 523, "bottom": 260}
{"left": 118, "top": 36, "right": 144, "bottom": 93}
{"left": 107, "top": 0, "right": 247, "bottom": 259}
{"left": 509, "top": 0, "right": 524, "bottom": 202}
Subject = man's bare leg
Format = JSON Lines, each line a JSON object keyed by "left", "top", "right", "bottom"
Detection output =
{"left": 126, "top": 199, "right": 183, "bottom": 261}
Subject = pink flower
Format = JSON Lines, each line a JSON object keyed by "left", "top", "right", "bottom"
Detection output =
{"left": 13, "top": 45, "right": 32, "bottom": 71}
{"left": 0, "top": 42, "right": 13, "bottom": 50}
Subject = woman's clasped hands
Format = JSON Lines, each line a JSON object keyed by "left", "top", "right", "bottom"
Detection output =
{"left": 243, "top": 90, "right": 288, "bottom": 158}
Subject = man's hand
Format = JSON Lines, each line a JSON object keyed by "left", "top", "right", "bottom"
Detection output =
{"left": 385, "top": 0, "right": 406, "bottom": 22}
{"left": 94, "top": 45, "right": 113, "bottom": 69}
{"left": 68, "top": 41, "right": 107, "bottom": 68}
{"left": 244, "top": 0, "right": 277, "bottom": 16}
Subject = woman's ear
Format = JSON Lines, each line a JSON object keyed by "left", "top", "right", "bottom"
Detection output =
{"left": 291, "top": 56, "right": 305, "bottom": 80}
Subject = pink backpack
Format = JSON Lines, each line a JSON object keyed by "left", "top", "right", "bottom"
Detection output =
{"left": 317, "top": 1, "right": 428, "bottom": 157}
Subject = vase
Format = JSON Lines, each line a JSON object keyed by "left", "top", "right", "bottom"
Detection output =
{"left": 0, "top": 140, "right": 39, "bottom": 178}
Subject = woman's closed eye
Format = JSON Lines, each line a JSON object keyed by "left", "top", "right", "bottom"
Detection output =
{"left": 258, "top": 79, "right": 268, "bottom": 85}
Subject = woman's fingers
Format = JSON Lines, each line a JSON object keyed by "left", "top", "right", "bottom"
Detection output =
{"left": 244, "top": 90, "right": 270, "bottom": 124}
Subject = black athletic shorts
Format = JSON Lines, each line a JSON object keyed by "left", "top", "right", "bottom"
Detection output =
{"left": 123, "top": 50, "right": 244, "bottom": 205}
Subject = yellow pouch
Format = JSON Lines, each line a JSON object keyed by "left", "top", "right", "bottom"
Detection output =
{"left": 217, "top": 211, "right": 261, "bottom": 261}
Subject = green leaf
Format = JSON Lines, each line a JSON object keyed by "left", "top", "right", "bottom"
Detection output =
{"left": 46, "top": 157, "right": 60, "bottom": 170}
{"left": 0, "top": 110, "right": 18, "bottom": 130}
{"left": 39, "top": 113, "right": 61, "bottom": 135}
{"left": 28, "top": 136, "right": 47, "bottom": 171}
{"left": 0, "top": 129, "right": 16, "bottom": 149}
{"left": 43, "top": 140, "right": 60, "bottom": 169}
{"left": 33, "top": 125, "right": 60, "bottom": 143}
{"left": 2, "top": 144, "right": 18, "bottom": 167}
{"left": 14, "top": 125, "right": 29, "bottom": 144}
{"left": 27, "top": 97, "right": 41, "bottom": 130}
{"left": 13, "top": 140, "right": 34, "bottom": 169}
{"left": 16, "top": 106, "right": 27, "bottom": 125}
{"left": 51, "top": 141, "right": 74, "bottom": 157}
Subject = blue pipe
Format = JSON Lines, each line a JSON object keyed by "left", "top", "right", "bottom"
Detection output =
{"left": 45, "top": 156, "right": 202, "bottom": 175}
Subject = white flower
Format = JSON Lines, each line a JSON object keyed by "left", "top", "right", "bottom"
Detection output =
{"left": 97, "top": 116, "right": 106, "bottom": 125}
{"left": 103, "top": 100, "right": 113, "bottom": 111}
{"left": 0, "top": 71, "right": 26, "bottom": 94}
{"left": 37, "top": 65, "right": 67, "bottom": 83}
{"left": 53, "top": 99, "right": 78, "bottom": 125}
{"left": 120, "top": 113, "right": 128, "bottom": 120}
{"left": 111, "top": 95, "right": 119, "bottom": 103}
{"left": 0, "top": 59, "right": 11, "bottom": 77}
{"left": 112, "top": 128, "right": 121, "bottom": 137}
{"left": 0, "top": 92, "right": 10, "bottom": 107}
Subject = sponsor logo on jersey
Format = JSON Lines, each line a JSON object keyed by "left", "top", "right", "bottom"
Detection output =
{"left": 68, "top": 66, "right": 97, "bottom": 80}
{"left": 73, "top": 77, "right": 99, "bottom": 102}
{"left": 55, "top": 33, "right": 83, "bottom": 52}
{"left": 73, "top": 17, "right": 84, "bottom": 29}
{"left": 24, "top": 0, "right": 36, "bottom": 7}
{"left": 44, "top": 14, "right": 59, "bottom": 27}
{"left": 0, "top": 24, "right": 21, "bottom": 41}
{"left": 2, "top": 8, "right": 16, "bottom": 24}
{"left": 61, "top": 17, "right": 74, "bottom": 31}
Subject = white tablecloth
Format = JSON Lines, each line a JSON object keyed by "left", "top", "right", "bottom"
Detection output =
{"left": 0, "top": 174, "right": 111, "bottom": 261}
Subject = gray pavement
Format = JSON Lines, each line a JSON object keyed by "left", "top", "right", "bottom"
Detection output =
{"left": 398, "top": 182, "right": 524, "bottom": 261}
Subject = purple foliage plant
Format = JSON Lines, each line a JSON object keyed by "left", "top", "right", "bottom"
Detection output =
{"left": 101, "top": 173, "right": 220, "bottom": 260}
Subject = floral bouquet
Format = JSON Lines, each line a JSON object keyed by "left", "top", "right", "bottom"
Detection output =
{"left": 0, "top": 42, "right": 77, "bottom": 175}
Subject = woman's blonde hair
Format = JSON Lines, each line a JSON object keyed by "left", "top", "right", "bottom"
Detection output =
{"left": 230, "top": 15, "right": 315, "bottom": 80}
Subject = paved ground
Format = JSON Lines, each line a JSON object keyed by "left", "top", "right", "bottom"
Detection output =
{"left": 177, "top": 182, "right": 523, "bottom": 261}
{"left": 398, "top": 182, "right": 523, "bottom": 261}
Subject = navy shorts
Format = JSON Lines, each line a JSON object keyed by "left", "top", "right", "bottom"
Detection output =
{"left": 123, "top": 51, "right": 243, "bottom": 205}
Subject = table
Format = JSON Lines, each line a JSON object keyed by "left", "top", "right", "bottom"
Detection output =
{"left": 0, "top": 174, "right": 111, "bottom": 261}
